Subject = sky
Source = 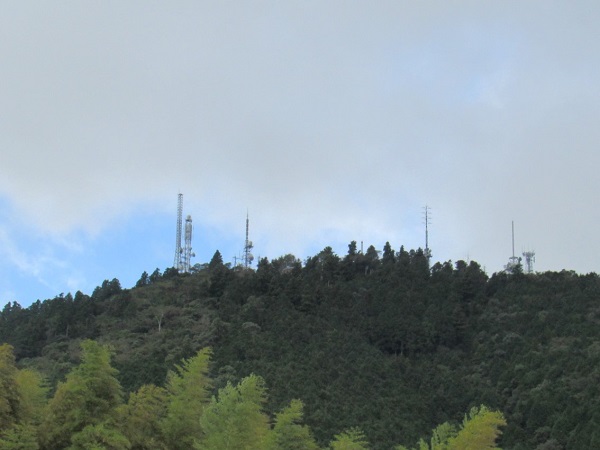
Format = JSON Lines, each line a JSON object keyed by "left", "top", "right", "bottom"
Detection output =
{"left": 2, "top": 1, "right": 600, "bottom": 307}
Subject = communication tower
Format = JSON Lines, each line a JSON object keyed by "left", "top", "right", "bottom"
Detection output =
{"left": 173, "top": 193, "right": 195, "bottom": 273}
{"left": 243, "top": 212, "right": 254, "bottom": 268}
{"left": 181, "top": 215, "right": 195, "bottom": 273}
{"left": 174, "top": 193, "right": 183, "bottom": 270}
{"left": 505, "top": 221, "right": 521, "bottom": 273}
{"left": 522, "top": 250, "right": 535, "bottom": 274}
{"left": 423, "top": 205, "right": 432, "bottom": 261}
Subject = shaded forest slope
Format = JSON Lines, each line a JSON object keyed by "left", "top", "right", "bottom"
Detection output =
{"left": 2, "top": 245, "right": 600, "bottom": 449}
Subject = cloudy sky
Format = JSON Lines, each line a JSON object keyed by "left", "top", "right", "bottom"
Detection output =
{"left": 2, "top": 1, "right": 600, "bottom": 306}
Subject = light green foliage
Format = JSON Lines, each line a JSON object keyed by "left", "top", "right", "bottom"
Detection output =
{"left": 395, "top": 440, "right": 429, "bottom": 450}
{"left": 161, "top": 347, "right": 212, "bottom": 450}
{"left": 330, "top": 428, "right": 369, "bottom": 450}
{"left": 398, "top": 422, "right": 456, "bottom": 450}
{"left": 0, "top": 424, "right": 39, "bottom": 449}
{"left": 429, "top": 422, "right": 455, "bottom": 449}
{"left": 399, "top": 405, "right": 505, "bottom": 450}
{"left": 0, "top": 344, "right": 20, "bottom": 431}
{"left": 69, "top": 423, "right": 131, "bottom": 450}
{"left": 266, "top": 399, "right": 319, "bottom": 450}
{"left": 446, "top": 405, "right": 506, "bottom": 449}
{"left": 14, "top": 369, "right": 47, "bottom": 426}
{"left": 196, "top": 374, "right": 270, "bottom": 450}
{"left": 118, "top": 384, "right": 168, "bottom": 450}
{"left": 0, "top": 344, "right": 46, "bottom": 449}
{"left": 38, "top": 340, "right": 123, "bottom": 450}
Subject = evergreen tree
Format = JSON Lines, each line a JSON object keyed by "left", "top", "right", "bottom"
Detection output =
{"left": 135, "top": 272, "right": 149, "bottom": 288}
{"left": 347, "top": 241, "right": 358, "bottom": 258}
{"left": 208, "top": 251, "right": 224, "bottom": 272}
{"left": 382, "top": 241, "right": 395, "bottom": 264}
{"left": 149, "top": 268, "right": 162, "bottom": 283}
{"left": 364, "top": 245, "right": 380, "bottom": 274}
{"left": 208, "top": 251, "right": 229, "bottom": 296}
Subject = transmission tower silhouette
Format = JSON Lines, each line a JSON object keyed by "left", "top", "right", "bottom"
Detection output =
{"left": 423, "top": 205, "right": 432, "bottom": 261}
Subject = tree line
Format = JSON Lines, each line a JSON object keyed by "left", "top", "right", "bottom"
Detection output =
{"left": 0, "top": 340, "right": 505, "bottom": 449}
{"left": 1, "top": 241, "right": 600, "bottom": 448}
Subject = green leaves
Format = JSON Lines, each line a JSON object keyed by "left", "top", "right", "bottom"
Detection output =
{"left": 446, "top": 405, "right": 506, "bottom": 450}
{"left": 161, "top": 347, "right": 212, "bottom": 450}
{"left": 266, "top": 399, "right": 320, "bottom": 450}
{"left": 0, "top": 344, "right": 47, "bottom": 449}
{"left": 39, "top": 340, "right": 124, "bottom": 450}
{"left": 0, "top": 343, "right": 20, "bottom": 432}
{"left": 68, "top": 423, "right": 130, "bottom": 450}
{"left": 197, "top": 374, "right": 269, "bottom": 450}
{"left": 400, "top": 405, "right": 506, "bottom": 450}
{"left": 118, "top": 384, "right": 168, "bottom": 449}
{"left": 330, "top": 427, "right": 370, "bottom": 449}
{"left": 0, "top": 336, "right": 513, "bottom": 450}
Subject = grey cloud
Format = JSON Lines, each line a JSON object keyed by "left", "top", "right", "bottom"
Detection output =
{"left": 1, "top": 2, "right": 600, "bottom": 273}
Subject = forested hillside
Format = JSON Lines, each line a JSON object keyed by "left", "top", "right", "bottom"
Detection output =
{"left": 2, "top": 242, "right": 600, "bottom": 449}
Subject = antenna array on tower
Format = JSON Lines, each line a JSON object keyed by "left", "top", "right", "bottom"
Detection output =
{"left": 242, "top": 212, "right": 254, "bottom": 268}
{"left": 173, "top": 193, "right": 195, "bottom": 273}
{"left": 181, "top": 215, "right": 195, "bottom": 273}
{"left": 522, "top": 250, "right": 536, "bottom": 274}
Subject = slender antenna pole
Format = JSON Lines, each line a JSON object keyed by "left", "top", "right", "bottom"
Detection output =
{"left": 512, "top": 220, "right": 515, "bottom": 259}
{"left": 245, "top": 212, "right": 249, "bottom": 267}
{"left": 174, "top": 193, "right": 183, "bottom": 269}
{"left": 423, "top": 205, "right": 432, "bottom": 262}
{"left": 425, "top": 206, "right": 430, "bottom": 251}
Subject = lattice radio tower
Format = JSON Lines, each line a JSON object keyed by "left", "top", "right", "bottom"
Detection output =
{"left": 174, "top": 193, "right": 183, "bottom": 270}
{"left": 173, "top": 193, "right": 195, "bottom": 273}
{"left": 423, "top": 205, "right": 432, "bottom": 261}
{"left": 181, "top": 214, "right": 195, "bottom": 273}
{"left": 243, "top": 212, "right": 254, "bottom": 268}
{"left": 522, "top": 250, "right": 535, "bottom": 274}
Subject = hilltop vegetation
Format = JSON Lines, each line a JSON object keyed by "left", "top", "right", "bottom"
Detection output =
{"left": 0, "top": 340, "right": 505, "bottom": 449}
{"left": 1, "top": 242, "right": 600, "bottom": 449}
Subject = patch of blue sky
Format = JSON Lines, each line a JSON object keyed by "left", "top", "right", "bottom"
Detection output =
{"left": 0, "top": 205, "right": 226, "bottom": 307}
{"left": 378, "top": 20, "right": 520, "bottom": 109}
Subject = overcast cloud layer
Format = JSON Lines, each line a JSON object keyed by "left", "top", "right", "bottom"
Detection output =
{"left": 2, "top": 2, "right": 600, "bottom": 305}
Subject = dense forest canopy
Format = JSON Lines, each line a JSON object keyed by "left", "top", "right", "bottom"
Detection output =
{"left": 1, "top": 241, "right": 599, "bottom": 449}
